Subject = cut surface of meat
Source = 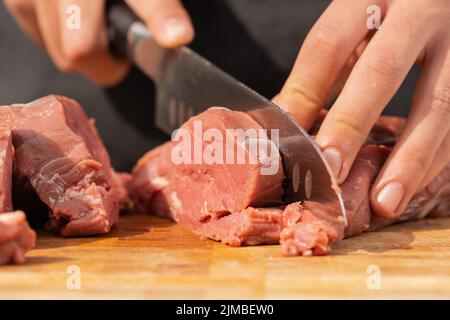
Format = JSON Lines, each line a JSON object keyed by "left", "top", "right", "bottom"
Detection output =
{"left": 131, "top": 107, "right": 450, "bottom": 256}
{"left": 1, "top": 95, "right": 126, "bottom": 264}
{"left": 198, "top": 206, "right": 284, "bottom": 246}
{"left": 0, "top": 109, "right": 35, "bottom": 264}
{"left": 280, "top": 202, "right": 341, "bottom": 256}
{"left": 10, "top": 95, "right": 127, "bottom": 236}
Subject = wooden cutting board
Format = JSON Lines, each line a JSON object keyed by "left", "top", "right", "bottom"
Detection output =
{"left": 1, "top": 212, "right": 450, "bottom": 299}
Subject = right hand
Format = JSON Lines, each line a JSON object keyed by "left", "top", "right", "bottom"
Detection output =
{"left": 4, "top": 0, "right": 194, "bottom": 86}
{"left": 273, "top": 0, "right": 450, "bottom": 219}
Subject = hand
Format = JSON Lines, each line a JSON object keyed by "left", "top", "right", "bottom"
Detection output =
{"left": 4, "top": 0, "right": 194, "bottom": 85}
{"left": 273, "top": 0, "right": 450, "bottom": 218}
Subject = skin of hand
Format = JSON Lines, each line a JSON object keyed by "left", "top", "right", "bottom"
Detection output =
{"left": 273, "top": 0, "right": 450, "bottom": 219}
{"left": 4, "top": 0, "right": 194, "bottom": 86}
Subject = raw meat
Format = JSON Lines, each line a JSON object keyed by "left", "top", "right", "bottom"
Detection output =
{"left": 1, "top": 95, "right": 126, "bottom": 264}
{"left": 281, "top": 121, "right": 449, "bottom": 256}
{"left": 0, "top": 211, "right": 36, "bottom": 265}
{"left": 131, "top": 107, "right": 450, "bottom": 256}
{"left": 0, "top": 109, "right": 35, "bottom": 264}
{"left": 9, "top": 95, "right": 127, "bottom": 236}
{"left": 280, "top": 145, "right": 389, "bottom": 255}
{"left": 0, "top": 109, "right": 13, "bottom": 212}
{"left": 131, "top": 107, "right": 284, "bottom": 245}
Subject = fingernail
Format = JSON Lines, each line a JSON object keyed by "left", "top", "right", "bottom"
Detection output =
{"left": 163, "top": 18, "right": 189, "bottom": 43}
{"left": 376, "top": 182, "right": 405, "bottom": 216}
{"left": 322, "top": 147, "right": 343, "bottom": 181}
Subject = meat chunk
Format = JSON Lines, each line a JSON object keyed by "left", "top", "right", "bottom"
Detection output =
{"left": 282, "top": 111, "right": 450, "bottom": 255}
{"left": 0, "top": 109, "right": 35, "bottom": 264}
{"left": 131, "top": 107, "right": 284, "bottom": 244}
{"left": 131, "top": 107, "right": 450, "bottom": 256}
{"left": 197, "top": 207, "right": 284, "bottom": 246}
{"left": 280, "top": 202, "right": 341, "bottom": 256}
{"left": 0, "top": 211, "right": 36, "bottom": 265}
{"left": 0, "top": 109, "right": 14, "bottom": 212}
{"left": 10, "top": 95, "right": 127, "bottom": 236}
{"left": 280, "top": 145, "right": 389, "bottom": 255}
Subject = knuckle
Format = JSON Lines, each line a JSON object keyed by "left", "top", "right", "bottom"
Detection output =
{"left": 308, "top": 21, "right": 343, "bottom": 58}
{"left": 429, "top": 85, "right": 450, "bottom": 124}
{"left": 332, "top": 112, "right": 368, "bottom": 142}
{"left": 283, "top": 80, "right": 322, "bottom": 110}
{"left": 363, "top": 52, "right": 402, "bottom": 84}
{"left": 405, "top": 149, "right": 430, "bottom": 172}
{"left": 4, "top": 0, "right": 30, "bottom": 11}
{"left": 56, "top": 63, "right": 74, "bottom": 73}
{"left": 54, "top": 58, "right": 75, "bottom": 73}
{"left": 62, "top": 42, "right": 94, "bottom": 65}
{"left": 439, "top": 133, "right": 450, "bottom": 157}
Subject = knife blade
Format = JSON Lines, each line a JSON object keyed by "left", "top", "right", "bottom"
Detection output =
{"left": 107, "top": 2, "right": 347, "bottom": 224}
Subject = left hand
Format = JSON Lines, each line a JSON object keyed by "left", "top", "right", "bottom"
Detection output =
{"left": 273, "top": 0, "right": 450, "bottom": 219}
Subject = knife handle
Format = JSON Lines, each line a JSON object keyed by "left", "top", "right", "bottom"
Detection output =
{"left": 107, "top": 1, "right": 140, "bottom": 58}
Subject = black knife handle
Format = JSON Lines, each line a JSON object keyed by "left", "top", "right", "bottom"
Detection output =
{"left": 107, "top": 0, "right": 140, "bottom": 58}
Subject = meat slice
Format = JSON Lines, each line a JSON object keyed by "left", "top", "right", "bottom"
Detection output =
{"left": 10, "top": 95, "right": 127, "bottom": 236}
{"left": 131, "top": 107, "right": 450, "bottom": 256}
{"left": 0, "top": 109, "right": 35, "bottom": 264}
{"left": 280, "top": 202, "right": 341, "bottom": 256}
{"left": 197, "top": 207, "right": 284, "bottom": 246}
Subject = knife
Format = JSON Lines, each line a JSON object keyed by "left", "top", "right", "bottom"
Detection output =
{"left": 107, "top": 2, "right": 347, "bottom": 225}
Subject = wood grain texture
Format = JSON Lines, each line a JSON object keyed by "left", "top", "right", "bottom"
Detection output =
{"left": 1, "top": 212, "right": 450, "bottom": 299}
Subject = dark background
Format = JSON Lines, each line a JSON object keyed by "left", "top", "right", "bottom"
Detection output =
{"left": 0, "top": 0, "right": 418, "bottom": 171}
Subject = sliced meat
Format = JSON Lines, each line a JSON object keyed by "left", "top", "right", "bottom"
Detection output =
{"left": 197, "top": 206, "right": 284, "bottom": 246}
{"left": 0, "top": 109, "right": 35, "bottom": 264}
{"left": 131, "top": 107, "right": 450, "bottom": 256}
{"left": 280, "top": 202, "right": 341, "bottom": 256}
{"left": 9, "top": 95, "right": 127, "bottom": 236}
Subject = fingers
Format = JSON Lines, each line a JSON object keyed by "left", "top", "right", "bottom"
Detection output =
{"left": 370, "top": 41, "right": 450, "bottom": 218}
{"left": 57, "top": 0, "right": 130, "bottom": 85}
{"left": 125, "top": 0, "right": 194, "bottom": 48}
{"left": 4, "top": 0, "right": 44, "bottom": 47}
{"left": 315, "top": 2, "right": 432, "bottom": 183}
{"left": 5, "top": 0, "right": 195, "bottom": 85}
{"left": 32, "top": 0, "right": 128, "bottom": 85}
{"left": 418, "top": 132, "right": 450, "bottom": 191}
{"left": 272, "top": 0, "right": 382, "bottom": 129}
{"left": 6, "top": 0, "right": 194, "bottom": 85}
{"left": 34, "top": 0, "right": 69, "bottom": 69}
